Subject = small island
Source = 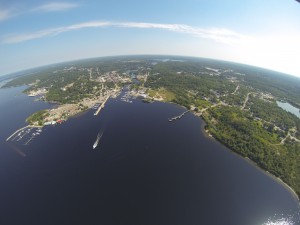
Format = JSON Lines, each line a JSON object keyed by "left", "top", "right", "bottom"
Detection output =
{"left": 3, "top": 56, "right": 300, "bottom": 199}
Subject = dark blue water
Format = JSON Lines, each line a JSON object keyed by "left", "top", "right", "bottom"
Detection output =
{"left": 0, "top": 86, "right": 299, "bottom": 225}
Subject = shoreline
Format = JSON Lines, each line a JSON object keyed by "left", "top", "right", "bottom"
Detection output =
{"left": 196, "top": 112, "right": 300, "bottom": 202}
{"left": 46, "top": 92, "right": 300, "bottom": 201}
{"left": 8, "top": 88, "right": 300, "bottom": 202}
{"left": 26, "top": 90, "right": 118, "bottom": 126}
{"left": 244, "top": 154, "right": 300, "bottom": 202}
{"left": 154, "top": 99, "right": 300, "bottom": 202}
{"left": 6, "top": 89, "right": 118, "bottom": 141}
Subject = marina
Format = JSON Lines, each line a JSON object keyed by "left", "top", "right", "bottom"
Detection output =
{"left": 120, "top": 90, "right": 134, "bottom": 103}
{"left": 6, "top": 125, "right": 42, "bottom": 142}
{"left": 6, "top": 124, "right": 44, "bottom": 146}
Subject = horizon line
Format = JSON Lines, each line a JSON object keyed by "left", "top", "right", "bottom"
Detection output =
{"left": 1, "top": 54, "right": 299, "bottom": 80}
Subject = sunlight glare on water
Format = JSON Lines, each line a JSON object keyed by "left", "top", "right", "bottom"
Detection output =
{"left": 263, "top": 214, "right": 296, "bottom": 225}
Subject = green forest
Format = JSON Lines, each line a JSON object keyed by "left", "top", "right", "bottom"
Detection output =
{"left": 145, "top": 59, "right": 300, "bottom": 197}
{"left": 26, "top": 110, "right": 49, "bottom": 126}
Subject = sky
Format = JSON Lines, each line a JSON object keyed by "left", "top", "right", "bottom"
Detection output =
{"left": 1, "top": 0, "right": 300, "bottom": 77}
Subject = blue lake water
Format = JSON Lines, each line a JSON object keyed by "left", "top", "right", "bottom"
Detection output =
{"left": 0, "top": 86, "right": 299, "bottom": 225}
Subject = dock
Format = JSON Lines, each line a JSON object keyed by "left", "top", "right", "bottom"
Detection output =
{"left": 94, "top": 95, "right": 110, "bottom": 116}
{"left": 168, "top": 110, "right": 189, "bottom": 122}
{"left": 6, "top": 125, "right": 42, "bottom": 142}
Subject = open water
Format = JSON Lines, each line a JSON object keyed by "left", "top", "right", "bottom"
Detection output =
{"left": 0, "top": 86, "right": 299, "bottom": 225}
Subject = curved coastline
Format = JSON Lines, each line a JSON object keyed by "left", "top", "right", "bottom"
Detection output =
{"left": 7, "top": 87, "right": 300, "bottom": 203}
{"left": 196, "top": 111, "right": 300, "bottom": 202}
{"left": 151, "top": 98, "right": 300, "bottom": 202}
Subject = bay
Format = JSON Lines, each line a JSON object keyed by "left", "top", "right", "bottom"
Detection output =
{"left": 0, "top": 86, "right": 299, "bottom": 225}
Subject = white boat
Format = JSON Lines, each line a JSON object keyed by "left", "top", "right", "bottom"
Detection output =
{"left": 93, "top": 131, "right": 103, "bottom": 149}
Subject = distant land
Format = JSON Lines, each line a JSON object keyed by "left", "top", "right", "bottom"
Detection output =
{"left": 2, "top": 55, "right": 300, "bottom": 198}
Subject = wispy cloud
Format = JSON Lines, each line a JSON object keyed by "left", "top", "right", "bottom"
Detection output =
{"left": 119, "top": 22, "right": 247, "bottom": 44}
{"left": 2, "top": 21, "right": 111, "bottom": 44}
{"left": 1, "top": 21, "right": 247, "bottom": 44}
{"left": 0, "top": 8, "right": 15, "bottom": 22}
{"left": 0, "top": 2, "right": 80, "bottom": 23}
{"left": 32, "top": 2, "right": 80, "bottom": 12}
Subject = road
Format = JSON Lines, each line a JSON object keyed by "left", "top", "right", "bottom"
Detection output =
{"left": 232, "top": 85, "right": 239, "bottom": 95}
{"left": 241, "top": 92, "right": 251, "bottom": 110}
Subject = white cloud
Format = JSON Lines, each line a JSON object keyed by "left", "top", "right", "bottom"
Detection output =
{"left": 2, "top": 21, "right": 111, "bottom": 44}
{"left": 32, "top": 2, "right": 80, "bottom": 12}
{"left": 1, "top": 20, "right": 247, "bottom": 44}
{"left": 2, "top": 20, "right": 299, "bottom": 76}
{"left": 0, "top": 8, "right": 14, "bottom": 22}
{"left": 0, "top": 2, "right": 80, "bottom": 23}
{"left": 117, "top": 22, "right": 246, "bottom": 44}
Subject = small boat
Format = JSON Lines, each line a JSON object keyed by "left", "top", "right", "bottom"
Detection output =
{"left": 93, "top": 131, "right": 104, "bottom": 149}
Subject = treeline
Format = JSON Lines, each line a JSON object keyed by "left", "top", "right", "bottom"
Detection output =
{"left": 3, "top": 68, "right": 58, "bottom": 88}
{"left": 220, "top": 86, "right": 249, "bottom": 106}
{"left": 46, "top": 78, "right": 103, "bottom": 104}
{"left": 64, "top": 57, "right": 151, "bottom": 75}
{"left": 249, "top": 96, "right": 300, "bottom": 132}
{"left": 146, "top": 60, "right": 300, "bottom": 198}
{"left": 154, "top": 59, "right": 300, "bottom": 108}
{"left": 205, "top": 106, "right": 300, "bottom": 197}
{"left": 146, "top": 69, "right": 235, "bottom": 108}
{"left": 230, "top": 65, "right": 300, "bottom": 108}
{"left": 26, "top": 110, "right": 49, "bottom": 125}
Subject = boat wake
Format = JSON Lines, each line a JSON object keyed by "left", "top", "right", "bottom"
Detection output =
{"left": 93, "top": 130, "right": 104, "bottom": 149}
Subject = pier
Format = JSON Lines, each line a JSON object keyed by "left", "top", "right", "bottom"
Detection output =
{"left": 6, "top": 125, "right": 42, "bottom": 142}
{"left": 168, "top": 110, "right": 189, "bottom": 122}
{"left": 94, "top": 95, "right": 110, "bottom": 116}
